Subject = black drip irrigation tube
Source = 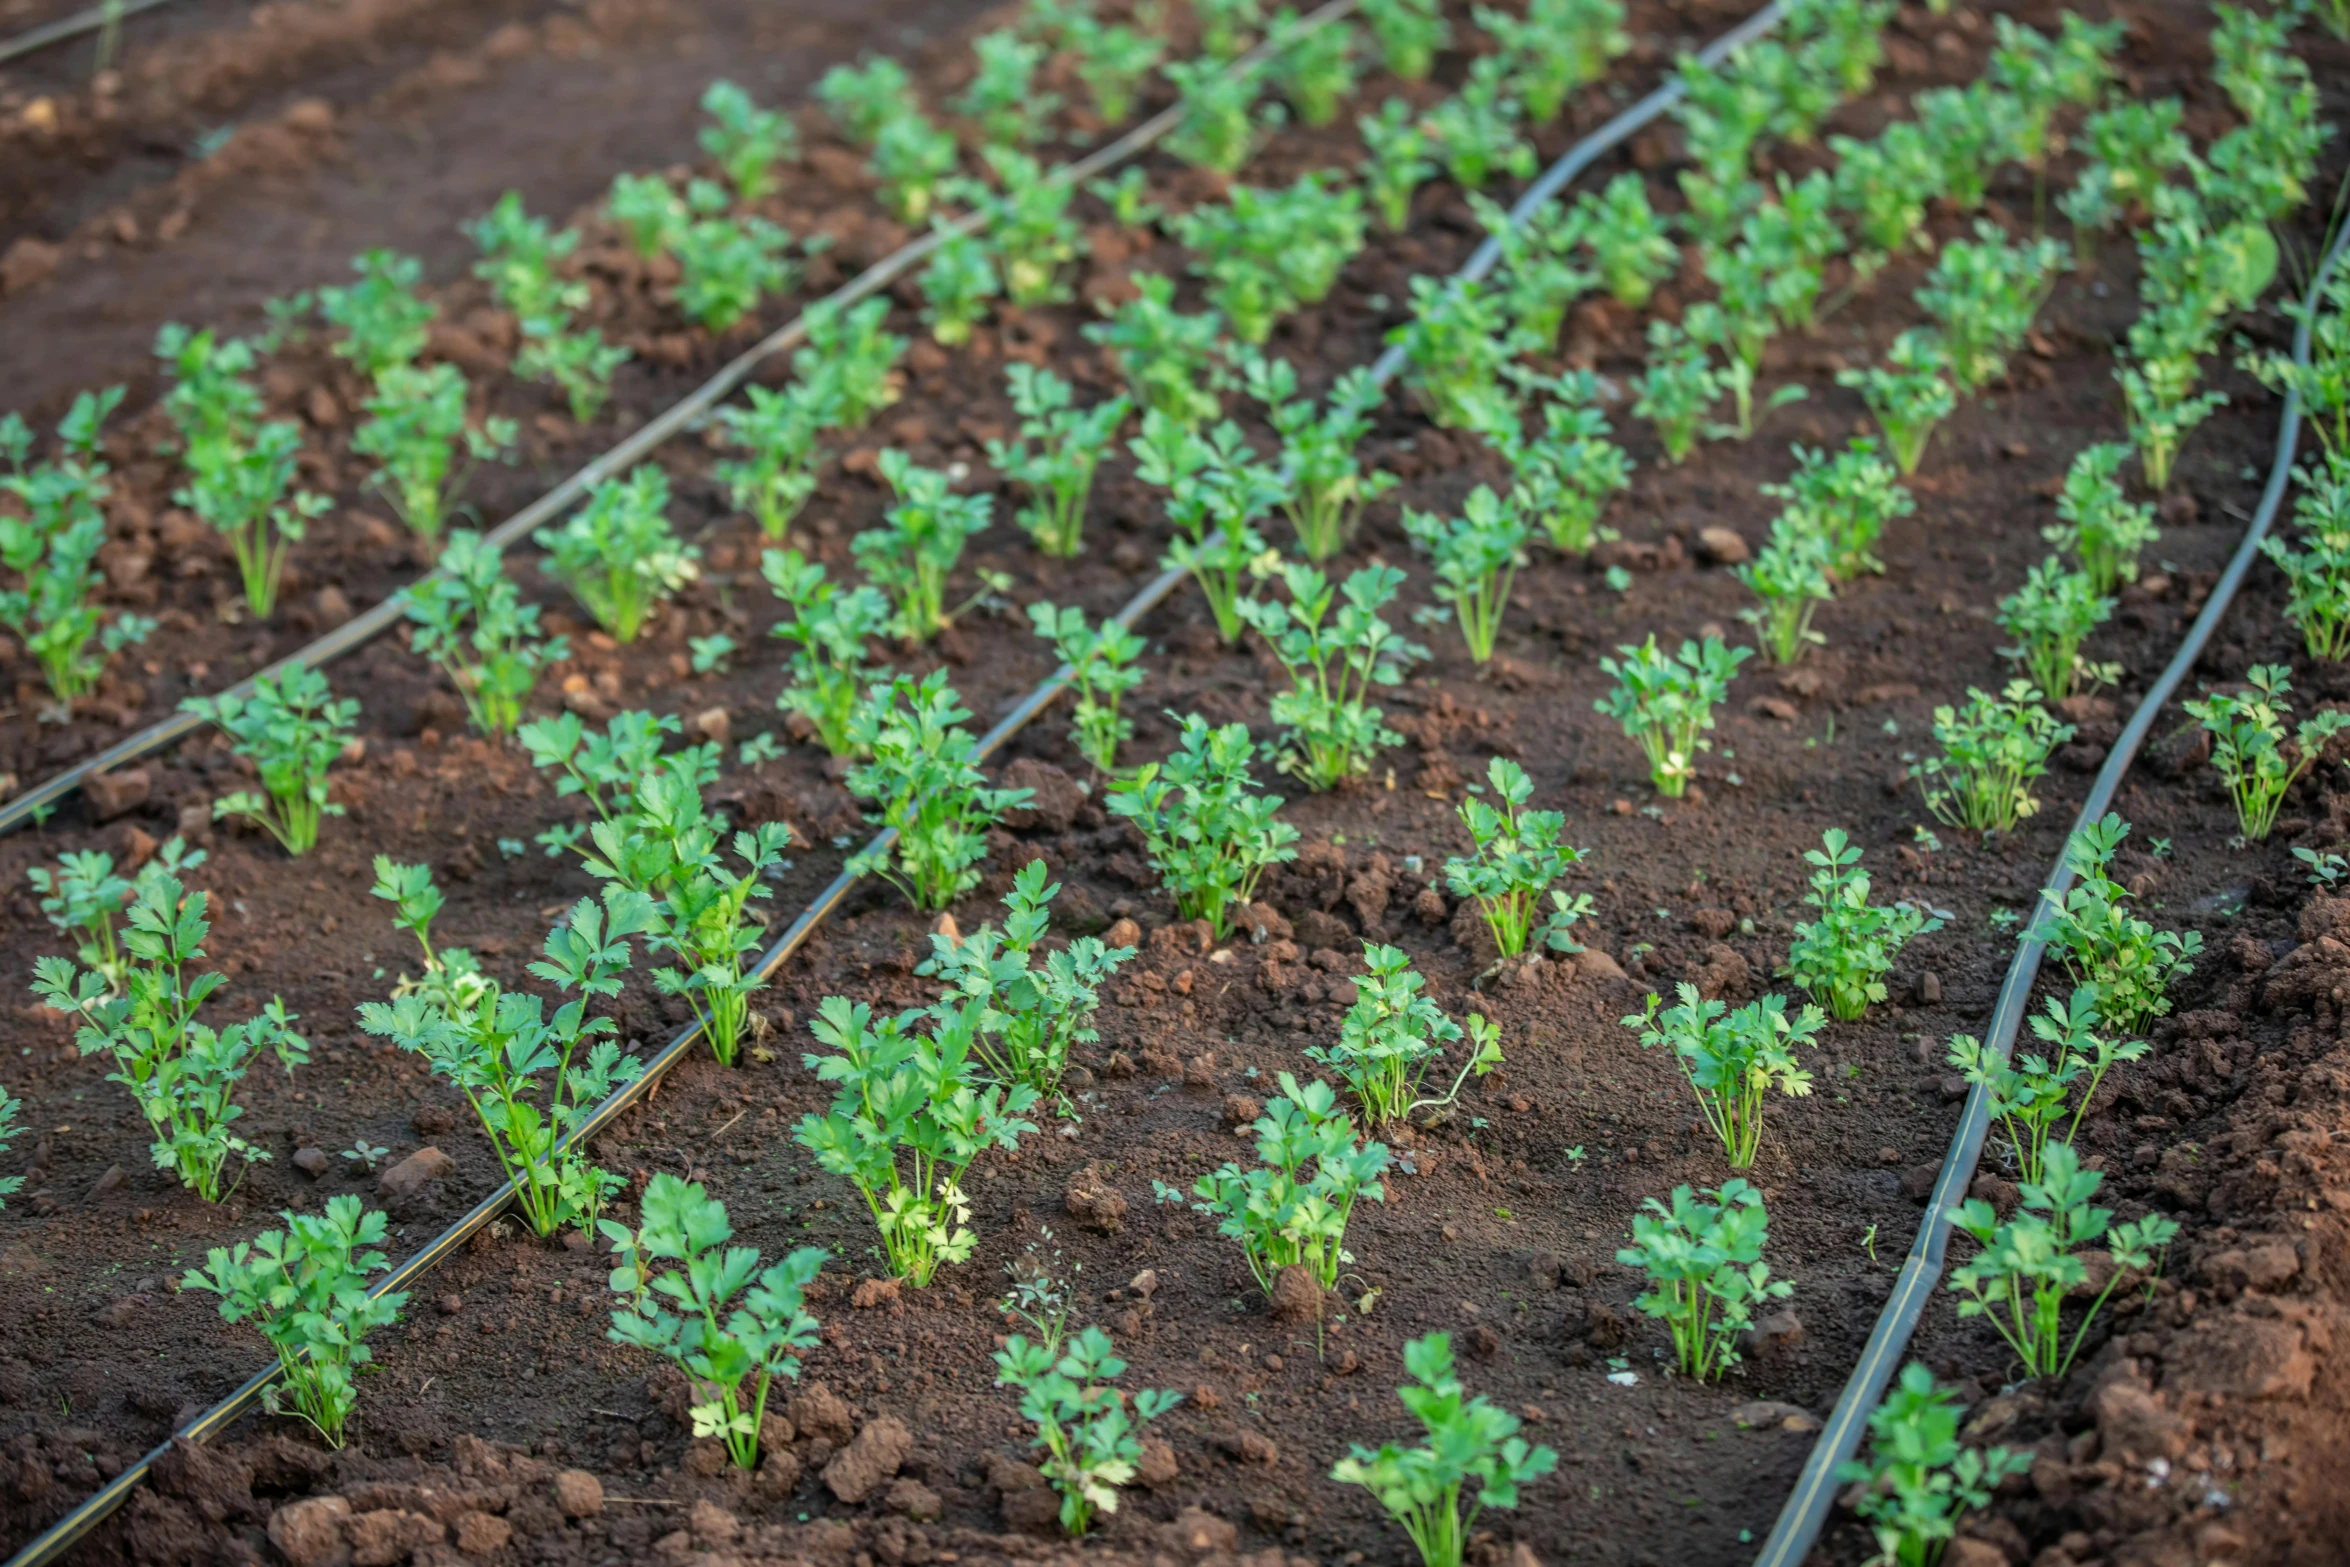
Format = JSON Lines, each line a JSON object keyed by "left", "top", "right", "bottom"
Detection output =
{"left": 0, "top": 8, "right": 1804, "bottom": 1563}
{"left": 0, "top": 0, "right": 1366, "bottom": 840}
{"left": 1752, "top": 217, "right": 2350, "bottom": 1567}
{"left": 0, "top": 0, "right": 175, "bottom": 69}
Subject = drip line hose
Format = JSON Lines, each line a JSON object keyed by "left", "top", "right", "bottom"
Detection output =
{"left": 0, "top": 0, "right": 1365, "bottom": 838}
{"left": 0, "top": 0, "right": 174, "bottom": 69}
{"left": 1752, "top": 217, "right": 2350, "bottom": 1567}
{"left": 0, "top": 7, "right": 1803, "bottom": 1563}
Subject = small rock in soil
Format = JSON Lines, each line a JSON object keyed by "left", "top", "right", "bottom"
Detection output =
{"left": 884, "top": 1477, "right": 942, "bottom": 1521}
{"left": 850, "top": 1277, "right": 901, "bottom": 1309}
{"left": 346, "top": 1507, "right": 444, "bottom": 1564}
{"left": 1527, "top": 1251, "right": 1564, "bottom": 1290}
{"left": 1730, "top": 1400, "right": 1822, "bottom": 1433}
{"left": 266, "top": 1496, "right": 350, "bottom": 1567}
{"left": 1001, "top": 1483, "right": 1063, "bottom": 1534}
{"left": 1063, "top": 1163, "right": 1128, "bottom": 1233}
{"left": 823, "top": 1415, "right": 912, "bottom": 1503}
{"left": 1413, "top": 886, "right": 1448, "bottom": 925}
{"left": 1696, "top": 525, "right": 1751, "bottom": 565}
{"left": 551, "top": 1470, "right": 602, "bottom": 1520}
{"left": 411, "top": 1107, "right": 456, "bottom": 1138}
{"left": 291, "top": 1147, "right": 330, "bottom": 1178}
{"left": 682, "top": 1439, "right": 729, "bottom": 1477}
{"left": 1688, "top": 907, "right": 1736, "bottom": 938}
{"left": 1216, "top": 1429, "right": 1277, "bottom": 1465}
{"left": 1182, "top": 1054, "right": 1216, "bottom": 1087}
{"left": 998, "top": 758, "right": 1085, "bottom": 832}
{"left": 1468, "top": 1324, "right": 1500, "bottom": 1358}
{"left": 378, "top": 1146, "right": 454, "bottom": 1202}
{"left": 2090, "top": 1381, "right": 2185, "bottom": 1461}
{"left": 1104, "top": 917, "right": 1141, "bottom": 950}
{"left": 85, "top": 767, "right": 150, "bottom": 822}
{"left": 787, "top": 1383, "right": 855, "bottom": 1447}
{"left": 1916, "top": 971, "right": 1942, "bottom": 1004}
{"left": 1900, "top": 1164, "right": 1942, "bottom": 1202}
{"left": 1137, "top": 1436, "right": 1179, "bottom": 1488}
{"left": 1744, "top": 1309, "right": 1805, "bottom": 1361}
{"left": 754, "top": 1445, "right": 800, "bottom": 1498}
{"left": 1269, "top": 1264, "right": 1322, "bottom": 1324}
{"left": 454, "top": 1510, "right": 511, "bottom": 1556}
{"left": 90, "top": 1164, "right": 126, "bottom": 1197}
{"left": 1162, "top": 1507, "right": 1238, "bottom": 1554}
{"left": 1222, "top": 1093, "right": 1261, "bottom": 1127}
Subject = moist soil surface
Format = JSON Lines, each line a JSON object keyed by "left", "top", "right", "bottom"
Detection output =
{"left": 1, "top": 2, "right": 2348, "bottom": 1566}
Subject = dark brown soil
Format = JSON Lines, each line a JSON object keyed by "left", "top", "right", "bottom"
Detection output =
{"left": 1, "top": 2, "right": 2348, "bottom": 1567}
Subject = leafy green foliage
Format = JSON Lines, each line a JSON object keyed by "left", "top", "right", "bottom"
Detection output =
{"left": 1403, "top": 485, "right": 1529, "bottom": 664}
{"left": 1309, "top": 944, "right": 1501, "bottom": 1126}
{"left": 1425, "top": 58, "right": 1533, "bottom": 189}
{"left": 1736, "top": 518, "right": 1833, "bottom": 665}
{"left": 919, "top": 224, "right": 1000, "bottom": 345}
{"left": 181, "top": 666, "right": 359, "bottom": 856}
{"left": 996, "top": 1327, "right": 1179, "bottom": 1535}
{"left": 955, "top": 30, "right": 1058, "bottom": 147}
{"left": 1194, "top": 0, "right": 1265, "bottom": 60}
{"left": 2042, "top": 814, "right": 2199, "bottom": 1034}
{"left": 1829, "top": 121, "right": 1945, "bottom": 271}
{"left": 1086, "top": 272, "right": 1225, "bottom": 428}
{"left": 1631, "top": 319, "right": 1722, "bottom": 463}
{"left": 1133, "top": 411, "right": 1282, "bottom": 642}
{"left": 1106, "top": 713, "right": 1298, "bottom": 937}
{"left": 673, "top": 200, "right": 795, "bottom": 331}
{"left": 164, "top": 342, "right": 327, "bottom": 617}
{"left": 985, "top": 365, "right": 1130, "bottom": 557}
{"left": 716, "top": 381, "right": 833, "bottom": 539}
{"left": 1623, "top": 985, "right": 1820, "bottom": 1168}
{"left": 520, "top": 709, "right": 721, "bottom": 856}
{"left": 352, "top": 363, "right": 515, "bottom": 542}
{"left": 1192, "top": 1071, "right": 1387, "bottom": 1292}
{"left": 919, "top": 860, "right": 1134, "bottom": 1100}
{"left": 1165, "top": 55, "right": 1278, "bottom": 174}
{"left": 27, "top": 834, "right": 204, "bottom": 995}
{"left": 516, "top": 323, "right": 632, "bottom": 426}
{"left": 1359, "top": 97, "right": 1437, "bottom": 232}
{"left": 818, "top": 55, "right": 916, "bottom": 147}
{"left": 1947, "top": 1141, "right": 2177, "bottom": 1379}
{"left": 1763, "top": 437, "right": 1910, "bottom": 581}
{"left": 1241, "top": 563, "right": 1426, "bottom": 791}
{"left": 2184, "top": 663, "right": 2350, "bottom": 841}
{"left": 1177, "top": 172, "right": 1364, "bottom": 345}
{"left": 700, "top": 80, "right": 798, "bottom": 202}
{"left": 182, "top": 1197, "right": 405, "bottom": 1446}
{"left": 1574, "top": 172, "right": 1676, "bottom": 308}
{"left": 1475, "top": 371, "right": 1630, "bottom": 555}
{"left": 1835, "top": 330, "right": 1955, "bottom": 477}
{"left": 1473, "top": 197, "right": 1590, "bottom": 354}
{"left": 362, "top": 889, "right": 648, "bottom": 1234}
{"left": 1331, "top": 1333, "right": 1557, "bottom": 1567}
{"left": 1390, "top": 275, "right": 1509, "bottom": 430}
{"left": 763, "top": 548, "right": 892, "bottom": 757}
{"left": 1476, "top": 0, "right": 1626, "bottom": 123}
{"left": 1916, "top": 221, "right": 2067, "bottom": 396}
{"left": 1997, "top": 558, "right": 2114, "bottom": 702}
{"left": 1836, "top": 1364, "right": 2032, "bottom": 1567}
{"left": 1271, "top": 8, "right": 1360, "bottom": 127}
{"left": 2043, "top": 442, "right": 2156, "bottom": 594}
{"left": 0, "top": 388, "right": 153, "bottom": 702}
{"left": 535, "top": 464, "right": 699, "bottom": 643}
{"left": 406, "top": 530, "right": 567, "bottom": 739}
{"left": 1946, "top": 984, "right": 2141, "bottom": 1186}
{"left": 1782, "top": 829, "right": 1939, "bottom": 1022}
{"left": 0, "top": 1086, "right": 20, "bottom": 1209}
{"left": 604, "top": 1176, "right": 825, "bottom": 1468}
{"left": 317, "top": 249, "right": 432, "bottom": 379}
{"left": 34, "top": 873, "right": 306, "bottom": 1201}
{"left": 1065, "top": 10, "right": 1162, "bottom": 123}
{"left": 2247, "top": 271, "right": 2350, "bottom": 461}
{"left": 1595, "top": 634, "right": 1749, "bottom": 797}
{"left": 972, "top": 146, "right": 1083, "bottom": 308}
{"left": 1989, "top": 13, "right": 2121, "bottom": 204}
{"left": 1360, "top": 0, "right": 1449, "bottom": 80}
{"left": 607, "top": 172, "right": 689, "bottom": 260}
{"left": 846, "top": 671, "right": 1030, "bottom": 911}
{"left": 870, "top": 111, "right": 962, "bottom": 224}
{"left": 1616, "top": 1178, "right": 1791, "bottom": 1380}
{"left": 1443, "top": 758, "right": 1592, "bottom": 959}
{"left": 793, "top": 993, "right": 1039, "bottom": 1284}
{"left": 2261, "top": 452, "right": 2350, "bottom": 660}
{"left": 792, "top": 297, "right": 906, "bottom": 431}
{"left": 1914, "top": 681, "right": 2071, "bottom": 833}
{"left": 1029, "top": 602, "right": 1145, "bottom": 772}
{"left": 1237, "top": 351, "right": 1394, "bottom": 560}
{"left": 854, "top": 450, "right": 995, "bottom": 643}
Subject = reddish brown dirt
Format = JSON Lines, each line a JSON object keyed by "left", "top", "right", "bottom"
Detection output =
{"left": 0, "top": 2, "right": 2347, "bottom": 1567}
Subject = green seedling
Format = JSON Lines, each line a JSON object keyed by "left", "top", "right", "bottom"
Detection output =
{"left": 1596, "top": 635, "right": 1750, "bottom": 797}
{"left": 1105, "top": 713, "right": 1299, "bottom": 938}
{"left": 1737, "top": 518, "right": 1834, "bottom": 665}
{"left": 817, "top": 55, "right": 916, "bottom": 147}
{"left": 605, "top": 1176, "right": 825, "bottom": 1469}
{"left": 919, "top": 224, "right": 1001, "bottom": 345}
{"left": 1309, "top": 943, "right": 1502, "bottom": 1126}
{"left": 607, "top": 172, "right": 689, "bottom": 261}
{"left": 1477, "top": 0, "right": 1625, "bottom": 123}
{"left": 673, "top": 205, "right": 795, "bottom": 331}
{"left": 1241, "top": 562, "right": 1427, "bottom": 791}
{"left": 1617, "top": 1178, "right": 1792, "bottom": 1381}
{"left": 1444, "top": 757, "right": 1594, "bottom": 959}
{"left": 519, "top": 709, "right": 721, "bottom": 853}
{"left": 1360, "top": 0, "right": 1448, "bottom": 79}
{"left": 2184, "top": 663, "right": 2350, "bottom": 841}
{"left": 793, "top": 993, "right": 1040, "bottom": 1285}
{"left": 1237, "top": 351, "right": 1394, "bottom": 561}
{"left": 172, "top": 416, "right": 329, "bottom": 619}
{"left": 1029, "top": 602, "right": 1146, "bottom": 772}
{"left": 1066, "top": 12, "right": 1162, "bottom": 124}
{"left": 1947, "top": 984, "right": 2142, "bottom": 1185}
{"left": 1331, "top": 1332, "right": 1557, "bottom": 1567}
{"left": 1997, "top": 558, "right": 2115, "bottom": 702}
{"left": 1836, "top": 1364, "right": 2032, "bottom": 1567}
{"left": 2041, "top": 814, "right": 2199, "bottom": 1033}
{"left": 1359, "top": 98, "right": 1437, "bottom": 232}
{"left": 763, "top": 549, "right": 892, "bottom": 758}
{"left": 1575, "top": 172, "right": 1676, "bottom": 308}
{"left": 1271, "top": 7, "right": 1361, "bottom": 127}
{"left": 516, "top": 323, "right": 632, "bottom": 427}
{"left": 317, "top": 249, "right": 432, "bottom": 379}
{"left": 0, "top": 389, "right": 154, "bottom": 702}
{"left": 1763, "top": 438, "right": 1911, "bottom": 581}
{"left": 2043, "top": 442, "right": 2156, "bottom": 594}
{"left": 792, "top": 296, "right": 905, "bottom": 430}
{"left": 1192, "top": 1071, "right": 1388, "bottom": 1293}
{"left": 1085, "top": 272, "right": 1226, "bottom": 428}
{"left": 1623, "top": 985, "right": 1822, "bottom": 1168}
{"left": 1177, "top": 171, "right": 1364, "bottom": 345}
{"left": 181, "top": 666, "right": 359, "bottom": 857}
{"left": 27, "top": 834, "right": 205, "bottom": 995}
{"left": 1164, "top": 55, "right": 1279, "bottom": 174}
{"left": 1133, "top": 412, "right": 1282, "bottom": 642}
{"left": 1425, "top": 58, "right": 1533, "bottom": 190}
{"left": 1632, "top": 319, "right": 1723, "bottom": 463}
{"left": 405, "top": 530, "right": 568, "bottom": 739}
{"left": 1782, "top": 829, "right": 1939, "bottom": 1021}
{"left": 1916, "top": 221, "right": 2067, "bottom": 396}
{"left": 997, "top": 1327, "right": 1180, "bottom": 1535}
{"left": 854, "top": 450, "right": 995, "bottom": 644}
{"left": 1403, "top": 485, "right": 1529, "bottom": 664}
{"left": 715, "top": 380, "right": 835, "bottom": 539}
{"left": 183, "top": 1197, "right": 406, "bottom": 1447}
{"left": 986, "top": 364, "right": 1131, "bottom": 557}
{"left": 2261, "top": 453, "right": 2350, "bottom": 660}
{"left": 845, "top": 671, "right": 1032, "bottom": 911}
{"left": 1835, "top": 330, "right": 1955, "bottom": 476}
{"left": 972, "top": 145, "right": 1083, "bottom": 308}
{"left": 1390, "top": 275, "right": 1510, "bottom": 430}
{"left": 700, "top": 80, "right": 798, "bottom": 202}
{"left": 869, "top": 111, "right": 961, "bottom": 224}
{"left": 1914, "top": 682, "right": 2072, "bottom": 834}
{"left": 352, "top": 363, "right": 516, "bottom": 542}
{"left": 955, "top": 30, "right": 1058, "bottom": 146}
{"left": 535, "top": 464, "right": 699, "bottom": 643}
